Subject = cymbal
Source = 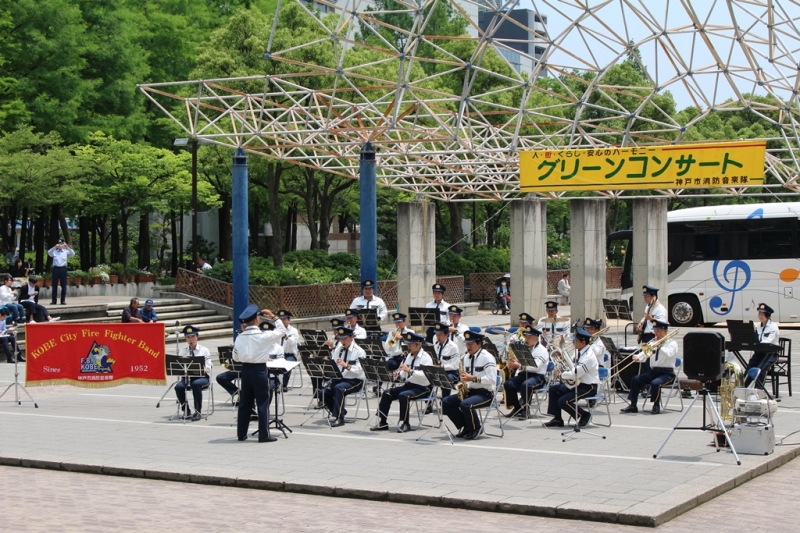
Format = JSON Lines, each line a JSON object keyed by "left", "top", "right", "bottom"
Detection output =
{"left": 540, "top": 315, "right": 570, "bottom": 324}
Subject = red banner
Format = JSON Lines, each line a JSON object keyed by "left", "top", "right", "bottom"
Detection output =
{"left": 25, "top": 323, "right": 167, "bottom": 388}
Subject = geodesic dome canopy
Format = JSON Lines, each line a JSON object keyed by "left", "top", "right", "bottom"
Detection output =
{"left": 139, "top": 0, "right": 800, "bottom": 200}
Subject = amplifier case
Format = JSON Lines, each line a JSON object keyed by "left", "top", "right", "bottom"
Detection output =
{"left": 730, "top": 423, "right": 774, "bottom": 455}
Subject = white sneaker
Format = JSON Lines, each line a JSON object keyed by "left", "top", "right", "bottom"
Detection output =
{"left": 48, "top": 317, "right": 60, "bottom": 322}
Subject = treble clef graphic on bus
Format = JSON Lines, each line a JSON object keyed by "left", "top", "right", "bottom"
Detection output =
{"left": 709, "top": 260, "right": 751, "bottom": 316}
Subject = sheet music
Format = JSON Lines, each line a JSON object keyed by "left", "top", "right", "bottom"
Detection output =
{"left": 267, "top": 360, "right": 301, "bottom": 371}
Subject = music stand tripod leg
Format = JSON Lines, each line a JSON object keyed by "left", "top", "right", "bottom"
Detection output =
{"left": 0, "top": 335, "right": 38, "bottom": 408}
{"left": 561, "top": 385, "right": 605, "bottom": 442}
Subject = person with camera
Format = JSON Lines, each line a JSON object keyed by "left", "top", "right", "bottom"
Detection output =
{"left": 47, "top": 238, "right": 74, "bottom": 305}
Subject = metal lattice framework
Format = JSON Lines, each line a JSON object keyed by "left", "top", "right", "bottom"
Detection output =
{"left": 139, "top": 0, "right": 800, "bottom": 200}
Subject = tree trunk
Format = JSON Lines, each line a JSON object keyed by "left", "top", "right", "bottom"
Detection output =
{"left": 110, "top": 217, "right": 120, "bottom": 264}
{"left": 19, "top": 207, "right": 28, "bottom": 261}
{"left": 218, "top": 191, "right": 231, "bottom": 261}
{"left": 98, "top": 215, "right": 107, "bottom": 265}
{"left": 178, "top": 208, "right": 184, "bottom": 269}
{"left": 170, "top": 210, "right": 178, "bottom": 276}
{"left": 302, "top": 169, "right": 319, "bottom": 250}
{"left": 58, "top": 207, "right": 71, "bottom": 246}
{"left": 91, "top": 216, "right": 98, "bottom": 267}
{"left": 447, "top": 202, "right": 465, "bottom": 254}
{"left": 249, "top": 200, "right": 260, "bottom": 257}
{"left": 47, "top": 204, "right": 59, "bottom": 270}
{"left": 472, "top": 201, "right": 478, "bottom": 246}
{"left": 138, "top": 212, "right": 150, "bottom": 270}
{"left": 485, "top": 204, "right": 495, "bottom": 248}
{"left": 79, "top": 215, "right": 90, "bottom": 271}
{"left": 34, "top": 210, "right": 45, "bottom": 274}
{"left": 120, "top": 211, "right": 130, "bottom": 268}
{"left": 267, "top": 162, "right": 284, "bottom": 267}
{"left": 283, "top": 202, "right": 293, "bottom": 253}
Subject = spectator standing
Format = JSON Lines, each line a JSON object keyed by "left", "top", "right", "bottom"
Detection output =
{"left": 48, "top": 238, "right": 74, "bottom": 305}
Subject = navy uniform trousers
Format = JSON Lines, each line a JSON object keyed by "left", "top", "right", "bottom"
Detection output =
{"left": 628, "top": 367, "right": 675, "bottom": 405}
{"left": 175, "top": 375, "right": 209, "bottom": 413}
{"left": 323, "top": 378, "right": 363, "bottom": 419}
{"left": 547, "top": 382, "right": 597, "bottom": 421}
{"left": 503, "top": 371, "right": 545, "bottom": 411}
{"left": 442, "top": 388, "right": 493, "bottom": 432}
{"left": 377, "top": 382, "right": 430, "bottom": 425}
{"left": 237, "top": 363, "right": 271, "bottom": 439}
{"left": 746, "top": 351, "right": 778, "bottom": 389}
{"left": 440, "top": 370, "right": 460, "bottom": 398}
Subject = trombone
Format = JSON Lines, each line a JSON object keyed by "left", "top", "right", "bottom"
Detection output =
{"left": 590, "top": 326, "right": 610, "bottom": 342}
{"left": 610, "top": 328, "right": 680, "bottom": 379}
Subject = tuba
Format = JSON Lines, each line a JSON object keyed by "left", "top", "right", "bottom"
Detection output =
{"left": 457, "top": 355, "right": 468, "bottom": 401}
{"left": 551, "top": 342, "right": 577, "bottom": 388}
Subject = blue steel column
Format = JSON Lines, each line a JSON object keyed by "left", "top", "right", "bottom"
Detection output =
{"left": 232, "top": 147, "right": 249, "bottom": 339}
{"left": 359, "top": 142, "right": 378, "bottom": 293}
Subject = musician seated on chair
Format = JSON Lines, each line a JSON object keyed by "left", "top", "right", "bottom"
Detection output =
{"left": 583, "top": 317, "right": 610, "bottom": 367}
{"left": 432, "top": 322, "right": 461, "bottom": 397}
{"left": 506, "top": 312, "right": 533, "bottom": 350}
{"left": 636, "top": 285, "right": 667, "bottom": 344}
{"left": 537, "top": 301, "right": 570, "bottom": 347}
{"left": 322, "top": 326, "right": 367, "bottom": 428}
{"left": 350, "top": 279, "right": 388, "bottom": 323}
{"left": 744, "top": 303, "right": 780, "bottom": 389}
{"left": 441, "top": 331, "right": 497, "bottom": 441}
{"left": 343, "top": 308, "right": 368, "bottom": 340}
{"left": 174, "top": 325, "right": 212, "bottom": 422}
{"left": 371, "top": 331, "right": 433, "bottom": 433}
{"left": 544, "top": 328, "right": 598, "bottom": 428}
{"left": 383, "top": 312, "right": 414, "bottom": 372}
{"left": 503, "top": 325, "right": 549, "bottom": 420}
{"left": 620, "top": 319, "right": 677, "bottom": 415}
{"left": 447, "top": 306, "right": 469, "bottom": 354}
{"left": 262, "top": 308, "right": 301, "bottom": 392}
{"left": 317, "top": 318, "right": 346, "bottom": 407}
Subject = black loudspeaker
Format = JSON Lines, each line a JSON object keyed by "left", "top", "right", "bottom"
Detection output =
{"left": 683, "top": 331, "right": 726, "bottom": 381}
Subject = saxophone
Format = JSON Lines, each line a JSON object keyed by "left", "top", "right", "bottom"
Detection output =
{"left": 720, "top": 361, "right": 743, "bottom": 423}
{"left": 500, "top": 350, "right": 517, "bottom": 409}
{"left": 457, "top": 355, "right": 468, "bottom": 401}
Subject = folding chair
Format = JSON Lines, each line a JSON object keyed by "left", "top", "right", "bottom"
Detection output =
{"left": 526, "top": 362, "right": 554, "bottom": 419}
{"left": 769, "top": 338, "right": 792, "bottom": 398}
{"left": 578, "top": 367, "right": 611, "bottom": 427}
{"left": 342, "top": 377, "right": 370, "bottom": 423}
{"left": 474, "top": 375, "right": 505, "bottom": 438}
{"left": 410, "top": 386, "right": 441, "bottom": 429}
{"left": 660, "top": 357, "right": 685, "bottom": 412}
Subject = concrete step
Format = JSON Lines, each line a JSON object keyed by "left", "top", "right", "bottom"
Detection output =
{"left": 106, "top": 304, "right": 204, "bottom": 316}
{"left": 106, "top": 298, "right": 192, "bottom": 310}
{"left": 57, "top": 310, "right": 221, "bottom": 326}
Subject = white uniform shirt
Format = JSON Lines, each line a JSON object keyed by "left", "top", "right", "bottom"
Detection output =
{"left": 589, "top": 338, "right": 610, "bottom": 367}
{"left": 562, "top": 345, "right": 599, "bottom": 385}
{"left": 757, "top": 320, "right": 780, "bottom": 347}
{"left": 426, "top": 299, "right": 451, "bottom": 326}
{"left": 331, "top": 341, "right": 366, "bottom": 380}
{"left": 434, "top": 338, "right": 461, "bottom": 371}
{"left": 641, "top": 300, "right": 668, "bottom": 335}
{"left": 345, "top": 322, "right": 367, "bottom": 340}
{"left": 232, "top": 326, "right": 285, "bottom": 364}
{"left": 449, "top": 322, "right": 469, "bottom": 354}
{"left": 399, "top": 350, "right": 433, "bottom": 386}
{"left": 537, "top": 315, "right": 570, "bottom": 345}
{"left": 649, "top": 338, "right": 679, "bottom": 370}
{"left": 515, "top": 342, "right": 549, "bottom": 376}
{"left": 557, "top": 278, "right": 571, "bottom": 297}
{"left": 266, "top": 342, "right": 285, "bottom": 360}
{"left": 280, "top": 324, "right": 301, "bottom": 355}
{"left": 349, "top": 295, "right": 388, "bottom": 322}
{"left": 463, "top": 349, "right": 497, "bottom": 392}
{"left": 383, "top": 326, "right": 414, "bottom": 358}
{"left": 179, "top": 344, "right": 212, "bottom": 374}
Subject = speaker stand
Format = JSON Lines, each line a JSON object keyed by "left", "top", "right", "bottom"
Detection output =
{"left": 653, "top": 387, "right": 741, "bottom": 465}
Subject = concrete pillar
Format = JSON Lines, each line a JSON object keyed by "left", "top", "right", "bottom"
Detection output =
{"left": 231, "top": 147, "right": 249, "bottom": 340}
{"left": 397, "top": 200, "right": 436, "bottom": 314}
{"left": 570, "top": 199, "right": 607, "bottom": 324}
{"left": 632, "top": 198, "right": 668, "bottom": 319}
{"left": 509, "top": 197, "right": 547, "bottom": 326}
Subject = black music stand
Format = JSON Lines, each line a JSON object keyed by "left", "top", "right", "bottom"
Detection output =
{"left": 300, "top": 329, "right": 328, "bottom": 344}
{"left": 299, "top": 357, "right": 342, "bottom": 428}
{"left": 359, "top": 339, "right": 388, "bottom": 359}
{"left": 357, "top": 358, "right": 396, "bottom": 434}
{"left": 510, "top": 344, "right": 548, "bottom": 420}
{"left": 414, "top": 365, "right": 455, "bottom": 444}
{"left": 357, "top": 309, "right": 381, "bottom": 331}
{"left": 299, "top": 345, "right": 332, "bottom": 397}
{"left": 726, "top": 320, "right": 777, "bottom": 400}
{"left": 260, "top": 360, "right": 300, "bottom": 438}
{"left": 483, "top": 338, "right": 502, "bottom": 364}
{"left": 157, "top": 354, "right": 208, "bottom": 423}
{"left": 408, "top": 307, "right": 439, "bottom": 329}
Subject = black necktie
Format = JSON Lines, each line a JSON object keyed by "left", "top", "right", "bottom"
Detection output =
{"left": 470, "top": 354, "right": 476, "bottom": 375}
{"left": 438, "top": 343, "right": 444, "bottom": 361}
{"left": 342, "top": 347, "right": 348, "bottom": 364}
{"left": 366, "top": 299, "right": 370, "bottom": 309}
{"left": 655, "top": 347, "right": 660, "bottom": 361}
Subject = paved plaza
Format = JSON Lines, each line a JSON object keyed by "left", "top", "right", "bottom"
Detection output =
{"left": 2, "top": 305, "right": 800, "bottom": 528}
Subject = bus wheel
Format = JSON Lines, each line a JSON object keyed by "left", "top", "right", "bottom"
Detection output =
{"left": 669, "top": 295, "right": 701, "bottom": 327}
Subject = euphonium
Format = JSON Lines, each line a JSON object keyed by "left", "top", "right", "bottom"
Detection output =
{"left": 457, "top": 355, "right": 468, "bottom": 401}
{"left": 720, "top": 361, "right": 743, "bottom": 423}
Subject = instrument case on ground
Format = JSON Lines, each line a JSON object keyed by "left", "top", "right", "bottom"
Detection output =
{"left": 730, "top": 423, "right": 774, "bottom": 455}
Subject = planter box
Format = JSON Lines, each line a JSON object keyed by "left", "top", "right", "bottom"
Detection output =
{"left": 109, "top": 275, "right": 119, "bottom": 284}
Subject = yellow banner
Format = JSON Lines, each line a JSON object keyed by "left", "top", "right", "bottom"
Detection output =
{"left": 519, "top": 141, "right": 766, "bottom": 192}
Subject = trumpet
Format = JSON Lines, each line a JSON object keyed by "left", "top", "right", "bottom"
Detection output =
{"left": 387, "top": 328, "right": 402, "bottom": 347}
{"left": 611, "top": 328, "right": 680, "bottom": 378}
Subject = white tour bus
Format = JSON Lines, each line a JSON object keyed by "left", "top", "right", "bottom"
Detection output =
{"left": 609, "top": 202, "right": 800, "bottom": 326}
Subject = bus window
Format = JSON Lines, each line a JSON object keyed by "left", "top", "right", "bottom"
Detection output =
{"left": 731, "top": 218, "right": 797, "bottom": 259}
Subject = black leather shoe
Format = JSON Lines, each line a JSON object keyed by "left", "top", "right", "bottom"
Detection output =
{"left": 282, "top": 386, "right": 289, "bottom": 393}
{"left": 238, "top": 435, "right": 248, "bottom": 441}
{"left": 330, "top": 418, "right": 345, "bottom": 428}
{"left": 504, "top": 407, "right": 522, "bottom": 418}
{"left": 424, "top": 405, "right": 433, "bottom": 415}
{"left": 191, "top": 412, "right": 201, "bottom": 421}
{"left": 397, "top": 422, "right": 412, "bottom": 433}
{"left": 6, "top": 357, "right": 15, "bottom": 364}
{"left": 17, "top": 354, "right": 25, "bottom": 362}
{"left": 370, "top": 424, "right": 389, "bottom": 431}
{"left": 651, "top": 403, "right": 661, "bottom": 415}
{"left": 463, "top": 429, "right": 480, "bottom": 440}
{"left": 578, "top": 413, "right": 590, "bottom": 427}
{"left": 454, "top": 427, "right": 467, "bottom": 438}
{"left": 544, "top": 418, "right": 564, "bottom": 428}
{"left": 258, "top": 436, "right": 278, "bottom": 443}
{"left": 620, "top": 405, "right": 638, "bottom": 414}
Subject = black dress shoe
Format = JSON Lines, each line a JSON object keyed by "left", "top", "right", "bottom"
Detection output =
{"left": 578, "top": 413, "right": 590, "bottom": 427}
{"left": 397, "top": 422, "right": 412, "bottom": 433}
{"left": 544, "top": 418, "right": 564, "bottom": 428}
{"left": 424, "top": 405, "right": 433, "bottom": 415}
{"left": 620, "top": 405, "right": 638, "bottom": 414}
{"left": 651, "top": 403, "right": 661, "bottom": 415}
{"left": 454, "top": 427, "right": 467, "bottom": 438}
{"left": 238, "top": 435, "right": 248, "bottom": 441}
{"left": 17, "top": 355, "right": 25, "bottom": 362}
{"left": 330, "top": 417, "right": 345, "bottom": 428}
{"left": 258, "top": 436, "right": 278, "bottom": 443}
{"left": 463, "top": 428, "right": 480, "bottom": 440}
{"left": 6, "top": 357, "right": 15, "bottom": 364}
{"left": 504, "top": 407, "right": 522, "bottom": 418}
{"left": 370, "top": 423, "right": 389, "bottom": 431}
{"left": 191, "top": 412, "right": 202, "bottom": 421}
